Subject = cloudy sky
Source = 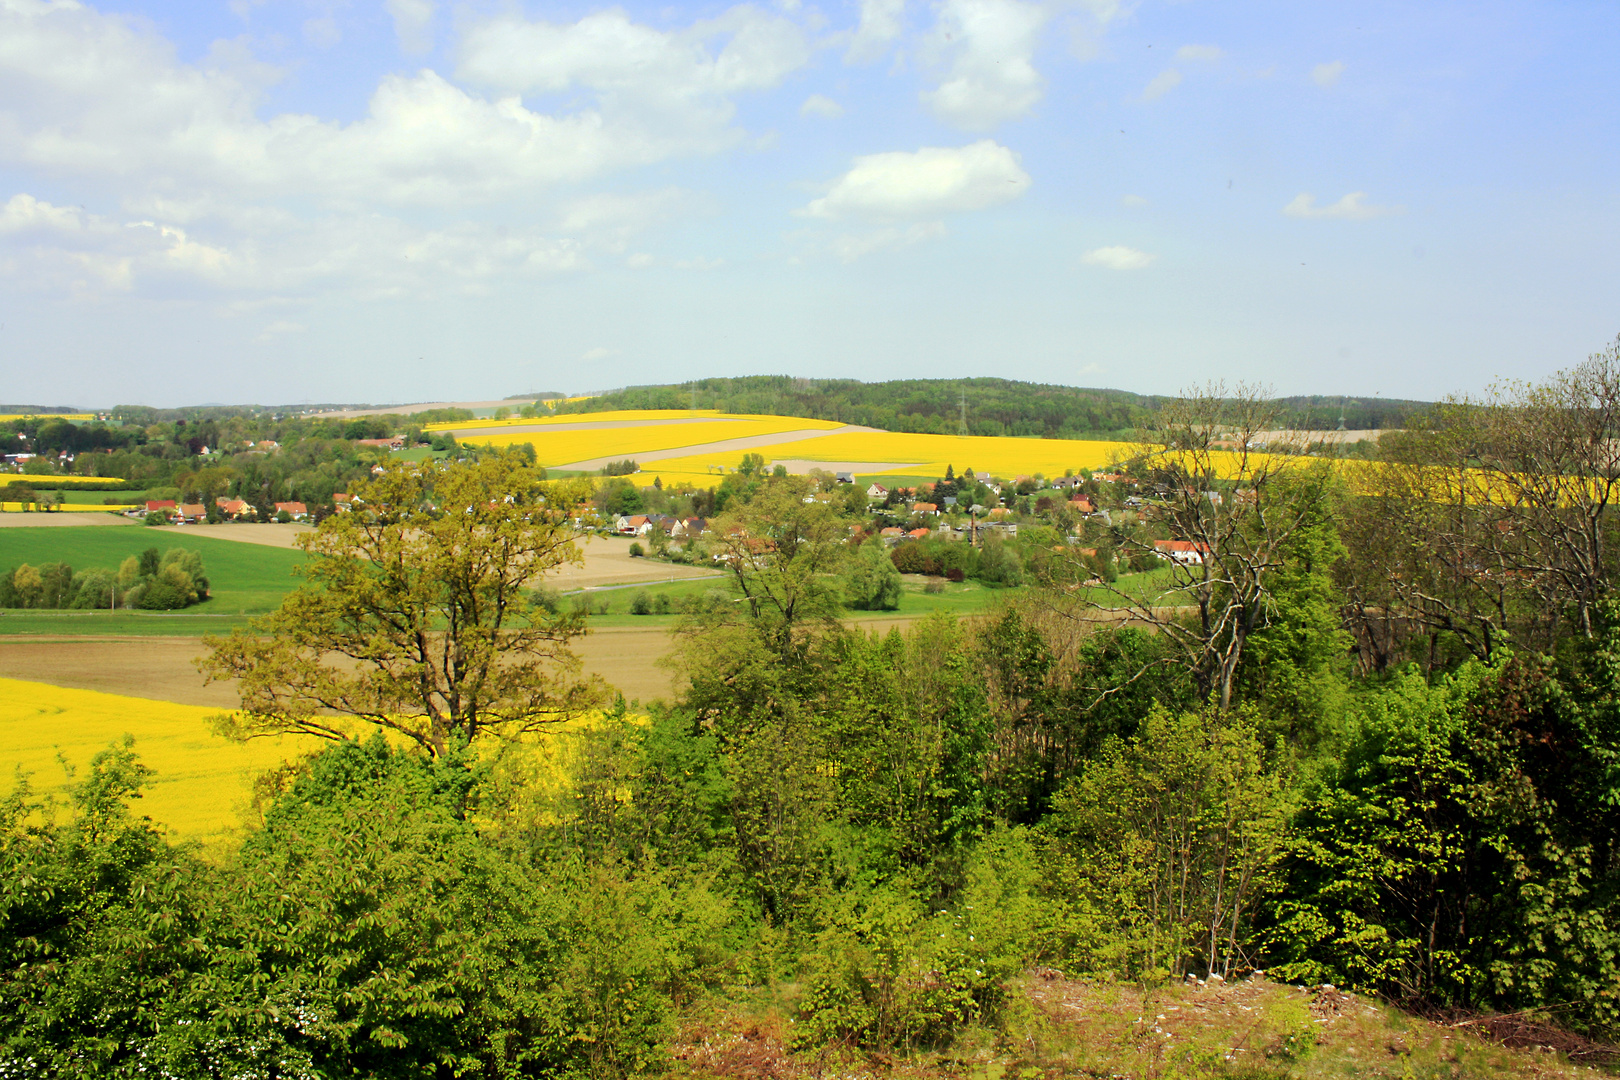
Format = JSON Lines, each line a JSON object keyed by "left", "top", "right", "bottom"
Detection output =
{"left": 1, "top": 0, "right": 1616, "bottom": 406}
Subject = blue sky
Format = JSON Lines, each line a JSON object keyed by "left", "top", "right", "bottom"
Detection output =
{"left": 1, "top": 0, "right": 1616, "bottom": 406}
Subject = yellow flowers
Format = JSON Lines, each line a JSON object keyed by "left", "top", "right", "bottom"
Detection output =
{"left": 0, "top": 677, "right": 326, "bottom": 843}
{"left": 650, "top": 430, "right": 1137, "bottom": 484}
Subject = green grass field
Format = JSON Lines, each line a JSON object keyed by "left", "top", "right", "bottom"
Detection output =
{"left": 0, "top": 527, "right": 307, "bottom": 629}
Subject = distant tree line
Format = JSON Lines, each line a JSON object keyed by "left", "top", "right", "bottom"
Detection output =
{"left": 555, "top": 377, "right": 1429, "bottom": 438}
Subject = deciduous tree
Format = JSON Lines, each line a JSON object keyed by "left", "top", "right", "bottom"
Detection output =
{"left": 201, "top": 452, "right": 607, "bottom": 756}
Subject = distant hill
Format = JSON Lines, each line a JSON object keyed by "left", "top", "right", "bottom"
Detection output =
{"left": 554, "top": 377, "right": 1430, "bottom": 438}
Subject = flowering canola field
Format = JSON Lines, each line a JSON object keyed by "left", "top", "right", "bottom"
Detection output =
{"left": 430, "top": 409, "right": 1135, "bottom": 484}
{"left": 647, "top": 429, "right": 1136, "bottom": 485}
{"left": 0, "top": 678, "right": 327, "bottom": 843}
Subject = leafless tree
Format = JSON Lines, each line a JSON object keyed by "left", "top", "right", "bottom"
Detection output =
{"left": 1064, "top": 382, "right": 1339, "bottom": 710}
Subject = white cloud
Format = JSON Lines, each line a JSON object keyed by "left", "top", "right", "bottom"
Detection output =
{"left": 0, "top": 1, "right": 806, "bottom": 213}
{"left": 674, "top": 256, "right": 725, "bottom": 270}
{"left": 0, "top": 192, "right": 593, "bottom": 299}
{"left": 1175, "top": 44, "right": 1222, "bottom": 63}
{"left": 1141, "top": 68, "right": 1182, "bottom": 101}
{"left": 1082, "top": 245, "right": 1154, "bottom": 269}
{"left": 1283, "top": 192, "right": 1402, "bottom": 220}
{"left": 581, "top": 346, "right": 619, "bottom": 361}
{"left": 1311, "top": 60, "right": 1345, "bottom": 87}
{"left": 385, "top": 0, "right": 435, "bottom": 56}
{"left": 920, "top": 0, "right": 1048, "bottom": 130}
{"left": 845, "top": 0, "right": 905, "bottom": 64}
{"left": 797, "top": 140, "right": 1030, "bottom": 221}
{"left": 830, "top": 222, "right": 946, "bottom": 262}
{"left": 456, "top": 6, "right": 811, "bottom": 132}
{"left": 800, "top": 93, "right": 844, "bottom": 118}
{"left": 1120, "top": 194, "right": 1148, "bottom": 208}
{"left": 626, "top": 253, "right": 655, "bottom": 269}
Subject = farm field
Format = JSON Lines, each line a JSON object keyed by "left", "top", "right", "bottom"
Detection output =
{"left": 0, "top": 676, "right": 329, "bottom": 843}
{"left": 444, "top": 411, "right": 852, "bottom": 472}
{"left": 649, "top": 428, "right": 1136, "bottom": 484}
{"left": 0, "top": 510, "right": 136, "bottom": 526}
{"left": 440, "top": 408, "right": 1139, "bottom": 486}
{"left": 0, "top": 526, "right": 308, "bottom": 616}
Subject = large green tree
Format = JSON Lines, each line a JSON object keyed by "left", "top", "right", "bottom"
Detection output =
{"left": 202, "top": 452, "right": 607, "bottom": 756}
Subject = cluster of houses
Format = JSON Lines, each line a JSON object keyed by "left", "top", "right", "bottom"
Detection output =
{"left": 136, "top": 493, "right": 356, "bottom": 523}
{"left": 613, "top": 514, "right": 708, "bottom": 540}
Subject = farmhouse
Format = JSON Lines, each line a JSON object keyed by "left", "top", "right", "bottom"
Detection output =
{"left": 357, "top": 437, "right": 406, "bottom": 451}
{"left": 145, "top": 499, "right": 176, "bottom": 514}
{"left": 274, "top": 501, "right": 309, "bottom": 520}
{"left": 615, "top": 514, "right": 651, "bottom": 536}
{"left": 879, "top": 526, "right": 904, "bottom": 545}
{"left": 215, "top": 498, "right": 250, "bottom": 518}
{"left": 179, "top": 503, "right": 206, "bottom": 523}
{"left": 1154, "top": 539, "right": 1211, "bottom": 566}
{"left": 866, "top": 483, "right": 888, "bottom": 500}
{"left": 1070, "top": 497, "right": 1094, "bottom": 514}
{"left": 910, "top": 501, "right": 938, "bottom": 515}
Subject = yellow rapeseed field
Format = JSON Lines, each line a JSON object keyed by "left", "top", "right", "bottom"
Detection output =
{"left": 0, "top": 474, "right": 126, "bottom": 484}
{"left": 0, "top": 677, "right": 623, "bottom": 846}
{"left": 646, "top": 430, "right": 1137, "bottom": 485}
{"left": 0, "top": 414, "right": 97, "bottom": 422}
{"left": 1, "top": 503, "right": 136, "bottom": 512}
{"left": 0, "top": 678, "right": 328, "bottom": 843}
{"left": 452, "top": 413, "right": 844, "bottom": 469}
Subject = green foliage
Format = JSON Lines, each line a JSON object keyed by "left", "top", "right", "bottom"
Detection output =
{"left": 844, "top": 538, "right": 903, "bottom": 610}
{"left": 1045, "top": 707, "right": 1290, "bottom": 983}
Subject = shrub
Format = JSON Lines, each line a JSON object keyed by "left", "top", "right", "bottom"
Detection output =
{"left": 924, "top": 578, "right": 944, "bottom": 594}
{"left": 946, "top": 568, "right": 965, "bottom": 583}
{"left": 142, "top": 511, "right": 168, "bottom": 526}
{"left": 652, "top": 593, "right": 672, "bottom": 615}
{"left": 275, "top": 509, "right": 292, "bottom": 524}
{"left": 630, "top": 590, "right": 652, "bottom": 615}
{"left": 628, "top": 542, "right": 644, "bottom": 558}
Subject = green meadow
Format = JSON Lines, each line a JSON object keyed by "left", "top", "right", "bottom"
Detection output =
{"left": 0, "top": 527, "right": 307, "bottom": 633}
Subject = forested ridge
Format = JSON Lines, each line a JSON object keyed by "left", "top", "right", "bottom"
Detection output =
{"left": 5, "top": 347, "right": 1620, "bottom": 1078}
{"left": 555, "top": 376, "right": 1430, "bottom": 437}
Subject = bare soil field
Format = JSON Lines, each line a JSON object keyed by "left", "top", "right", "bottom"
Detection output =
{"left": 553, "top": 425, "right": 879, "bottom": 472}
{"left": 0, "top": 512, "right": 133, "bottom": 527}
{"left": 0, "top": 625, "right": 682, "bottom": 707}
{"left": 557, "top": 537, "right": 724, "bottom": 590}
{"left": 141, "top": 527, "right": 720, "bottom": 591}
{"left": 149, "top": 522, "right": 314, "bottom": 548}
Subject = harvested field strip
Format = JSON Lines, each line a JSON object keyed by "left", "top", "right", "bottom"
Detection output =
{"left": 0, "top": 677, "right": 328, "bottom": 843}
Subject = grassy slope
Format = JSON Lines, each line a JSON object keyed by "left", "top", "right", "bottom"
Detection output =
{"left": 0, "top": 527, "right": 306, "bottom": 632}
{"left": 680, "top": 975, "right": 1611, "bottom": 1080}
